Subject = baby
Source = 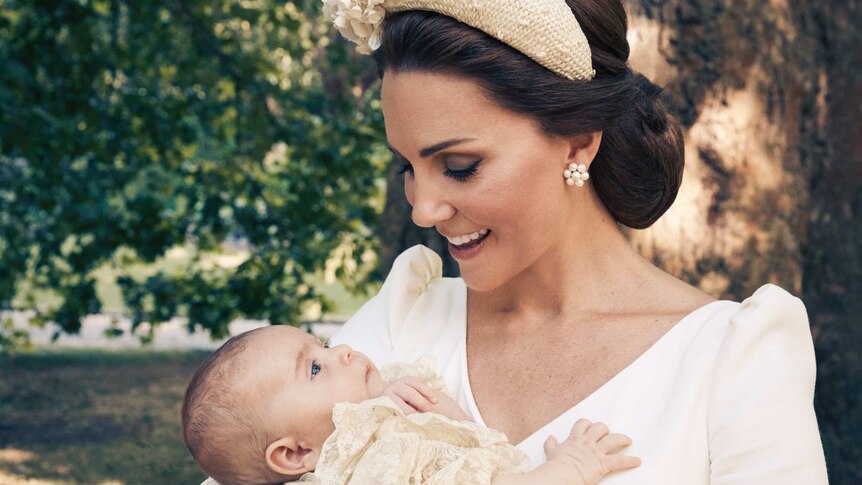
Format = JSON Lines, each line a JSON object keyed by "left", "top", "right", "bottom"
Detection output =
{"left": 182, "top": 325, "right": 640, "bottom": 485}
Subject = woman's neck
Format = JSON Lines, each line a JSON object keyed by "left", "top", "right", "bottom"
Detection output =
{"left": 469, "top": 196, "right": 655, "bottom": 326}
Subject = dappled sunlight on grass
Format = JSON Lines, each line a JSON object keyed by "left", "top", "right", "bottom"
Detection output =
{"left": 1, "top": 350, "right": 209, "bottom": 485}
{"left": 0, "top": 448, "right": 36, "bottom": 464}
{"left": 0, "top": 468, "right": 124, "bottom": 485}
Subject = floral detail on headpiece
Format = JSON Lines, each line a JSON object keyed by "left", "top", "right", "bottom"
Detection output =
{"left": 322, "top": 0, "right": 386, "bottom": 55}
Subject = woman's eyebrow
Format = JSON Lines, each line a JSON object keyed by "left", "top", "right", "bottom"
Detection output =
{"left": 386, "top": 138, "right": 477, "bottom": 159}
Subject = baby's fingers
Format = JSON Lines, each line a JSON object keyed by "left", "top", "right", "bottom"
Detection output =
{"left": 386, "top": 395, "right": 417, "bottom": 415}
{"left": 402, "top": 377, "right": 439, "bottom": 404}
{"left": 395, "top": 384, "right": 434, "bottom": 413}
{"left": 569, "top": 418, "right": 592, "bottom": 438}
{"left": 543, "top": 435, "right": 559, "bottom": 458}
{"left": 597, "top": 433, "right": 632, "bottom": 453}
{"left": 603, "top": 454, "right": 641, "bottom": 472}
{"left": 585, "top": 421, "right": 610, "bottom": 442}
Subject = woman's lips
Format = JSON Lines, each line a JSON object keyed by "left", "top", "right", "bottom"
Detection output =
{"left": 448, "top": 230, "right": 491, "bottom": 260}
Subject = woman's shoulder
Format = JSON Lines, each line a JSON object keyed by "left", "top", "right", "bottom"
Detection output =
{"left": 672, "top": 283, "right": 811, "bottom": 358}
{"left": 647, "top": 282, "right": 814, "bottom": 383}
{"left": 696, "top": 283, "right": 810, "bottom": 338}
{"left": 681, "top": 283, "right": 817, "bottom": 409}
{"left": 713, "top": 283, "right": 814, "bottom": 370}
{"left": 704, "top": 284, "right": 827, "bottom": 483}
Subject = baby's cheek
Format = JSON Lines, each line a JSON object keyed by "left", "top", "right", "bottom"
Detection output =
{"left": 313, "top": 411, "right": 337, "bottom": 446}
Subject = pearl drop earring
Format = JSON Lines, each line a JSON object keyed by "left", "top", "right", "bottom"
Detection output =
{"left": 564, "top": 163, "right": 590, "bottom": 187}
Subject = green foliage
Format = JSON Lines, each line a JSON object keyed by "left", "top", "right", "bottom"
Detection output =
{"left": 0, "top": 0, "right": 387, "bottom": 339}
{"left": 0, "top": 315, "right": 32, "bottom": 353}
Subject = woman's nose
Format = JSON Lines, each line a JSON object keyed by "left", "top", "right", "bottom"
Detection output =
{"left": 407, "top": 177, "right": 456, "bottom": 228}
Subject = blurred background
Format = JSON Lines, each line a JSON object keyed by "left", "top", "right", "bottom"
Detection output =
{"left": 0, "top": 0, "right": 859, "bottom": 484}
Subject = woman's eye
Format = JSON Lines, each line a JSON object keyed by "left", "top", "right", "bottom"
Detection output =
{"left": 444, "top": 160, "right": 481, "bottom": 181}
{"left": 396, "top": 159, "right": 481, "bottom": 181}
{"left": 311, "top": 361, "right": 321, "bottom": 377}
{"left": 397, "top": 163, "right": 413, "bottom": 176}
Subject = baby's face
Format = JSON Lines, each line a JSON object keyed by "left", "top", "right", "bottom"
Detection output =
{"left": 246, "top": 326, "right": 385, "bottom": 453}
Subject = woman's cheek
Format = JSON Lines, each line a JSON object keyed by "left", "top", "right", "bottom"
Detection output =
{"left": 404, "top": 176, "right": 415, "bottom": 206}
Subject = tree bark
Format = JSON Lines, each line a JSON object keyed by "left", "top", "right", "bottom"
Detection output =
{"left": 797, "top": 1, "right": 862, "bottom": 483}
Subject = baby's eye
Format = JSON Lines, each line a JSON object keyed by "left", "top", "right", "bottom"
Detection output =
{"left": 311, "top": 361, "right": 321, "bottom": 377}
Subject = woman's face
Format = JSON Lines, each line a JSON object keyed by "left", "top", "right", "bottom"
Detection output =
{"left": 380, "top": 71, "right": 578, "bottom": 291}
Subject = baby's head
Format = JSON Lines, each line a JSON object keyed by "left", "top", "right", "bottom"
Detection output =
{"left": 182, "top": 325, "right": 383, "bottom": 485}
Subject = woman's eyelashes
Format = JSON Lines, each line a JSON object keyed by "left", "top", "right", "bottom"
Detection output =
{"left": 397, "top": 163, "right": 413, "bottom": 176}
{"left": 445, "top": 160, "right": 481, "bottom": 181}
{"left": 397, "top": 160, "right": 482, "bottom": 182}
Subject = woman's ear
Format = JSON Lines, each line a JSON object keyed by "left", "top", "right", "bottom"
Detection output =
{"left": 566, "top": 131, "right": 603, "bottom": 168}
{"left": 265, "top": 437, "right": 316, "bottom": 477}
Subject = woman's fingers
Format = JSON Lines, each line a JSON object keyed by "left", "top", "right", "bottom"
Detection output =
{"left": 597, "top": 433, "right": 633, "bottom": 453}
{"left": 603, "top": 454, "right": 641, "bottom": 471}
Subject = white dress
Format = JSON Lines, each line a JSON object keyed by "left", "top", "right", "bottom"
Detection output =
{"left": 330, "top": 245, "right": 830, "bottom": 484}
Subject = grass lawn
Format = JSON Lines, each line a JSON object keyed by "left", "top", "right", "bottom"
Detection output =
{"left": 0, "top": 350, "right": 210, "bottom": 485}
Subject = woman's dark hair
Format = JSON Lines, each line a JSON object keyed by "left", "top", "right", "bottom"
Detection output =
{"left": 372, "top": 1, "right": 684, "bottom": 229}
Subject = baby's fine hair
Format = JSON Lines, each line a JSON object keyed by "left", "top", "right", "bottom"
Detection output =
{"left": 181, "top": 327, "right": 286, "bottom": 485}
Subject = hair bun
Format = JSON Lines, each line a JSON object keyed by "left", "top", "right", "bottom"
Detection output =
{"left": 630, "top": 71, "right": 667, "bottom": 130}
{"left": 587, "top": 69, "right": 684, "bottom": 229}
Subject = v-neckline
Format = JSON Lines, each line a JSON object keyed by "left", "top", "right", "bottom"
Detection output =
{"left": 459, "top": 296, "right": 727, "bottom": 448}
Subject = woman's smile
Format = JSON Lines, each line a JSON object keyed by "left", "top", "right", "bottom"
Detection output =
{"left": 447, "top": 229, "right": 492, "bottom": 260}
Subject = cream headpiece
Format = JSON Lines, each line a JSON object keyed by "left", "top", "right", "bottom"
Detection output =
{"left": 322, "top": 0, "right": 596, "bottom": 81}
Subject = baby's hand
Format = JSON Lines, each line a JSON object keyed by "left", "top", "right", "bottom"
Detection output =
{"left": 381, "top": 377, "right": 473, "bottom": 422}
{"left": 541, "top": 419, "right": 640, "bottom": 485}
{"left": 381, "top": 377, "right": 439, "bottom": 415}
{"left": 425, "top": 389, "right": 473, "bottom": 422}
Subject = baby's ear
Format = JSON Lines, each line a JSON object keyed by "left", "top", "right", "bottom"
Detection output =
{"left": 265, "top": 437, "right": 316, "bottom": 477}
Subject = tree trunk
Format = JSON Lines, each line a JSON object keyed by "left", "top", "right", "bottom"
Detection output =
{"left": 797, "top": 1, "right": 862, "bottom": 483}
{"left": 376, "top": 2, "right": 860, "bottom": 480}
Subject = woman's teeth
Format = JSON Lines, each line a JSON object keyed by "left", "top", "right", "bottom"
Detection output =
{"left": 447, "top": 229, "right": 490, "bottom": 246}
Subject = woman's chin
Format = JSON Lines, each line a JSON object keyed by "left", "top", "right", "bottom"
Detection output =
{"left": 460, "top": 270, "right": 507, "bottom": 293}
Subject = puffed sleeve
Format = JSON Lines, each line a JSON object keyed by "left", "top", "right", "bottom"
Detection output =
{"left": 328, "top": 245, "right": 443, "bottom": 365}
{"left": 708, "top": 284, "right": 829, "bottom": 484}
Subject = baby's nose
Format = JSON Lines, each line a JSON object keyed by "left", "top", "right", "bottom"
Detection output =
{"left": 335, "top": 344, "right": 353, "bottom": 363}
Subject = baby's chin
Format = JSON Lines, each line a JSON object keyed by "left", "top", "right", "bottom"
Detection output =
{"left": 365, "top": 366, "right": 386, "bottom": 398}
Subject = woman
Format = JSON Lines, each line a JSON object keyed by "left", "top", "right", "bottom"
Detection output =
{"left": 326, "top": 0, "right": 829, "bottom": 483}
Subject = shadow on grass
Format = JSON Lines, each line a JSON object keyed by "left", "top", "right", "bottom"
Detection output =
{"left": 0, "top": 350, "right": 211, "bottom": 485}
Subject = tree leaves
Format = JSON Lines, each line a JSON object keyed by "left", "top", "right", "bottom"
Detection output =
{"left": 0, "top": 0, "right": 385, "bottom": 339}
